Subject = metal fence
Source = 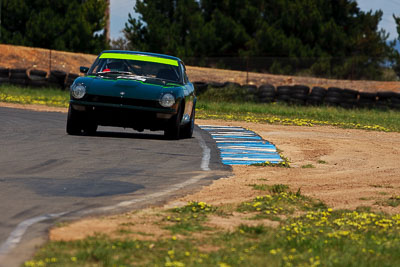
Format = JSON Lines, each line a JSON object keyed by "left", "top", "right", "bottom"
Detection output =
{"left": 183, "top": 56, "right": 397, "bottom": 82}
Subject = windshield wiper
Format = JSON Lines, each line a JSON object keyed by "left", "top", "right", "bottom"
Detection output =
{"left": 95, "top": 71, "right": 134, "bottom": 76}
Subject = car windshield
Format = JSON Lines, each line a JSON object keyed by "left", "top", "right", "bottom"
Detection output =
{"left": 89, "top": 54, "right": 182, "bottom": 83}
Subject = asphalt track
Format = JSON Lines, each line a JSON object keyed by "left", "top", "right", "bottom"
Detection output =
{"left": 0, "top": 107, "right": 229, "bottom": 267}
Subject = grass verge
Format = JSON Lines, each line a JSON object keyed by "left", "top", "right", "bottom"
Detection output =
{"left": 25, "top": 185, "right": 400, "bottom": 267}
{"left": 1, "top": 84, "right": 400, "bottom": 132}
{"left": 0, "top": 84, "right": 69, "bottom": 107}
{"left": 197, "top": 101, "right": 400, "bottom": 132}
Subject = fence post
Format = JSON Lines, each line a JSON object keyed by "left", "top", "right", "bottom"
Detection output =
{"left": 246, "top": 57, "right": 249, "bottom": 84}
{"left": 49, "top": 49, "right": 52, "bottom": 73}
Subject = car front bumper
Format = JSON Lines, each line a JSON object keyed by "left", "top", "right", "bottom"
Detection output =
{"left": 70, "top": 99, "right": 178, "bottom": 131}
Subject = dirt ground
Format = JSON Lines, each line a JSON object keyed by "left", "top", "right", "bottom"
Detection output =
{"left": 49, "top": 117, "right": 400, "bottom": 241}
{"left": 1, "top": 44, "right": 399, "bottom": 93}
{"left": 7, "top": 102, "right": 395, "bottom": 241}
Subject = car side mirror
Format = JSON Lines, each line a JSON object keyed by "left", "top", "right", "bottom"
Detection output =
{"left": 80, "top": 66, "right": 89, "bottom": 74}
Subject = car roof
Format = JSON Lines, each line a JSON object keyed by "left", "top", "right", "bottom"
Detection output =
{"left": 100, "top": 50, "right": 182, "bottom": 62}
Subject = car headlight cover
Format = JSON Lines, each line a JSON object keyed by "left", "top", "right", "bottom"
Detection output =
{"left": 71, "top": 84, "right": 86, "bottom": 99}
{"left": 159, "top": 93, "right": 175, "bottom": 107}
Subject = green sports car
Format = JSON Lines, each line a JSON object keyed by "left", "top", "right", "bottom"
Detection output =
{"left": 66, "top": 50, "right": 196, "bottom": 139}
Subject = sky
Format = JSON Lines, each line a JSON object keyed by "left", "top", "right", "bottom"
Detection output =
{"left": 110, "top": 0, "right": 137, "bottom": 40}
{"left": 110, "top": 0, "right": 400, "bottom": 41}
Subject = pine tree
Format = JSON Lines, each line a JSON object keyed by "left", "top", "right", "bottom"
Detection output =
{"left": 124, "top": 0, "right": 393, "bottom": 79}
{"left": 0, "top": 0, "right": 108, "bottom": 54}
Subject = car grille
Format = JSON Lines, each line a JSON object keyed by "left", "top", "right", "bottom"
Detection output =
{"left": 85, "top": 94, "right": 160, "bottom": 108}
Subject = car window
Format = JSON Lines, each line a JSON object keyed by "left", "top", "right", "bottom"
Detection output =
{"left": 180, "top": 62, "right": 189, "bottom": 84}
{"left": 89, "top": 57, "right": 182, "bottom": 83}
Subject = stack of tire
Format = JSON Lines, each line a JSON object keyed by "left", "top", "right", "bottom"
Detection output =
{"left": 391, "top": 93, "right": 400, "bottom": 110}
{"left": 307, "top": 87, "right": 326, "bottom": 106}
{"left": 192, "top": 81, "right": 208, "bottom": 95}
{"left": 257, "top": 84, "right": 276, "bottom": 103}
{"left": 209, "top": 81, "right": 225, "bottom": 88}
{"left": 276, "top": 85, "right": 292, "bottom": 103}
{"left": 340, "top": 89, "right": 359, "bottom": 109}
{"left": 242, "top": 84, "right": 258, "bottom": 102}
{"left": 28, "top": 69, "right": 48, "bottom": 87}
{"left": 357, "top": 92, "right": 377, "bottom": 109}
{"left": 376, "top": 91, "right": 400, "bottom": 110}
{"left": 48, "top": 70, "right": 67, "bottom": 89}
{"left": 324, "top": 87, "right": 343, "bottom": 106}
{"left": 289, "top": 85, "right": 310, "bottom": 105}
{"left": 0, "top": 68, "right": 9, "bottom": 84}
{"left": 65, "top": 73, "right": 79, "bottom": 90}
{"left": 223, "top": 82, "right": 241, "bottom": 88}
{"left": 9, "top": 69, "right": 28, "bottom": 86}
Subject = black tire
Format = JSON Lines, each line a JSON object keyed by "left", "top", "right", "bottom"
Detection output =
{"left": 209, "top": 81, "right": 225, "bottom": 88}
{"left": 181, "top": 108, "right": 195, "bottom": 139}
{"left": 223, "top": 82, "right": 241, "bottom": 88}
{"left": 0, "top": 68, "right": 9, "bottom": 78}
{"left": 324, "top": 96, "right": 341, "bottom": 105}
{"left": 292, "top": 85, "right": 310, "bottom": 95}
{"left": 277, "top": 86, "right": 291, "bottom": 96}
{"left": 65, "top": 73, "right": 79, "bottom": 90}
{"left": 276, "top": 94, "right": 290, "bottom": 103}
{"left": 343, "top": 88, "right": 358, "bottom": 95}
{"left": 342, "top": 89, "right": 358, "bottom": 100}
{"left": 359, "top": 92, "right": 376, "bottom": 101}
{"left": 165, "top": 105, "right": 182, "bottom": 140}
{"left": 66, "top": 105, "right": 82, "bottom": 135}
{"left": 258, "top": 84, "right": 275, "bottom": 95}
{"left": 28, "top": 69, "right": 47, "bottom": 81}
{"left": 193, "top": 82, "right": 208, "bottom": 95}
{"left": 259, "top": 91, "right": 276, "bottom": 98}
{"left": 243, "top": 84, "right": 258, "bottom": 94}
{"left": 82, "top": 122, "right": 98, "bottom": 136}
{"left": 327, "top": 87, "right": 343, "bottom": 94}
{"left": 49, "top": 70, "right": 67, "bottom": 82}
{"left": 66, "top": 105, "right": 97, "bottom": 135}
{"left": 377, "top": 91, "right": 397, "bottom": 99}
{"left": 10, "top": 68, "right": 28, "bottom": 80}
{"left": 9, "top": 68, "right": 28, "bottom": 85}
{"left": 291, "top": 93, "right": 307, "bottom": 100}
{"left": 310, "top": 87, "right": 326, "bottom": 97}
{"left": 0, "top": 68, "right": 9, "bottom": 83}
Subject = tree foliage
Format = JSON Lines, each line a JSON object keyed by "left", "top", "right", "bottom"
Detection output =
{"left": 0, "top": 0, "right": 108, "bottom": 54}
{"left": 124, "top": 0, "right": 394, "bottom": 80}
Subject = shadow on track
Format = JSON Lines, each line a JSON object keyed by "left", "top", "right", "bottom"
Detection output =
{"left": 83, "top": 130, "right": 166, "bottom": 140}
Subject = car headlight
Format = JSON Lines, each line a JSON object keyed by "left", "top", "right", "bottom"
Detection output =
{"left": 159, "top": 93, "right": 175, "bottom": 107}
{"left": 71, "top": 83, "right": 86, "bottom": 99}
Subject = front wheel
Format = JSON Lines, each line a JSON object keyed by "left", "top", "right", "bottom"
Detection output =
{"left": 82, "top": 123, "right": 98, "bottom": 136}
{"left": 181, "top": 108, "right": 195, "bottom": 139}
{"left": 66, "top": 105, "right": 97, "bottom": 135}
{"left": 164, "top": 105, "right": 182, "bottom": 140}
{"left": 66, "top": 105, "right": 82, "bottom": 135}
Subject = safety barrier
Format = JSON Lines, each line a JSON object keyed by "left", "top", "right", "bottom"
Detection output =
{"left": 1, "top": 68, "right": 398, "bottom": 110}
{"left": 193, "top": 81, "right": 400, "bottom": 110}
{"left": 0, "top": 68, "right": 78, "bottom": 90}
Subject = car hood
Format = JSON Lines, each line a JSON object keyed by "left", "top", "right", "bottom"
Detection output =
{"left": 75, "top": 76, "right": 182, "bottom": 100}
